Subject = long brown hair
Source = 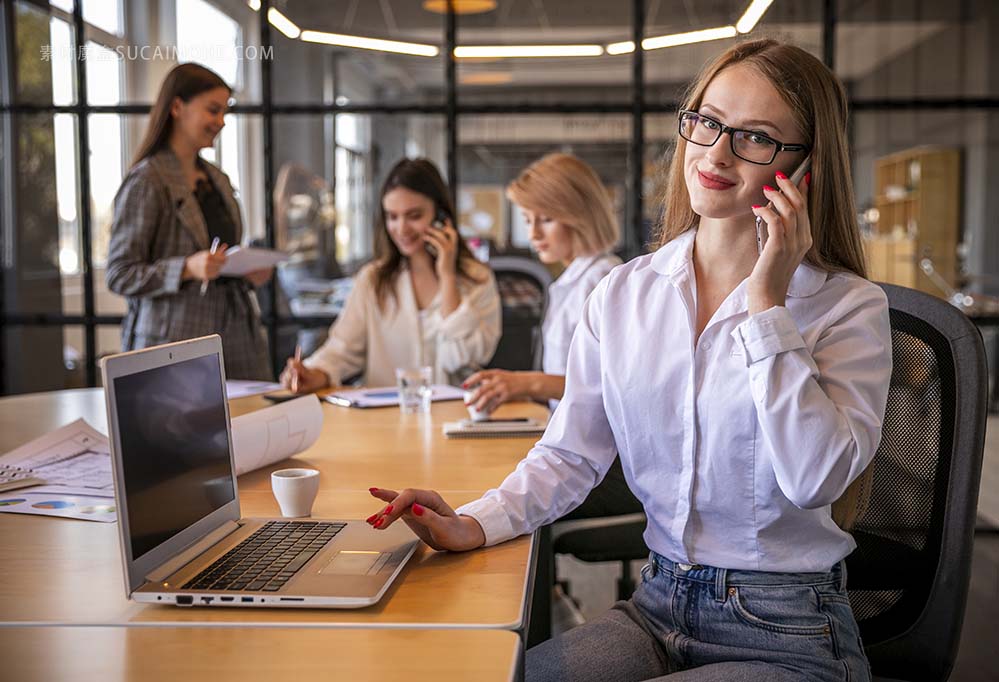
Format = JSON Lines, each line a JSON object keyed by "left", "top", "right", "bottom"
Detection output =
{"left": 131, "top": 63, "right": 230, "bottom": 168}
{"left": 506, "top": 153, "right": 620, "bottom": 256}
{"left": 654, "top": 38, "right": 867, "bottom": 278}
{"left": 372, "top": 158, "right": 483, "bottom": 310}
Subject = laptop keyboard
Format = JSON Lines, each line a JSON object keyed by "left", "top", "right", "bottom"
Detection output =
{"left": 184, "top": 520, "right": 345, "bottom": 592}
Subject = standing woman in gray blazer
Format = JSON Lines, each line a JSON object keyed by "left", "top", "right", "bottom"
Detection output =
{"left": 106, "top": 63, "right": 272, "bottom": 379}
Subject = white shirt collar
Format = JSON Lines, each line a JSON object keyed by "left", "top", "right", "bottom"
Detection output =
{"left": 553, "top": 253, "right": 607, "bottom": 289}
{"left": 649, "top": 228, "right": 826, "bottom": 299}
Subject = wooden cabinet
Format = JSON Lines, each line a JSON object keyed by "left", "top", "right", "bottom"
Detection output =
{"left": 862, "top": 147, "right": 960, "bottom": 297}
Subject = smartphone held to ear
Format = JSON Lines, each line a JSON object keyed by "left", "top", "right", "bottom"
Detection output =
{"left": 425, "top": 208, "right": 448, "bottom": 258}
{"left": 755, "top": 155, "right": 812, "bottom": 255}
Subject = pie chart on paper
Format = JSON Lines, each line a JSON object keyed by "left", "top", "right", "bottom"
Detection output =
{"left": 31, "top": 500, "right": 75, "bottom": 510}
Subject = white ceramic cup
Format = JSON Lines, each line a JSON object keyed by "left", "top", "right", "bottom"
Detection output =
{"left": 463, "top": 389, "right": 492, "bottom": 422}
{"left": 271, "top": 468, "right": 320, "bottom": 518}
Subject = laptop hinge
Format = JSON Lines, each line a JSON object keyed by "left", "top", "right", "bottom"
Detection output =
{"left": 145, "top": 520, "right": 243, "bottom": 583}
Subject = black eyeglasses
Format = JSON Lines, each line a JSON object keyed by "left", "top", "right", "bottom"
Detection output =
{"left": 678, "top": 109, "right": 809, "bottom": 166}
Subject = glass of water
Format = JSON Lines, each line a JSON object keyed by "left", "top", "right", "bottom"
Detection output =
{"left": 395, "top": 366, "right": 433, "bottom": 414}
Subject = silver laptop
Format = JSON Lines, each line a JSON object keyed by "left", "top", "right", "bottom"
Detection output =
{"left": 101, "top": 335, "right": 418, "bottom": 608}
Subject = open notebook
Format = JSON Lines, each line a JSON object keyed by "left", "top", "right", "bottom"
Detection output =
{"left": 442, "top": 418, "right": 547, "bottom": 439}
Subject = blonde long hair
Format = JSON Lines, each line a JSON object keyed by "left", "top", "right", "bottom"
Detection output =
{"left": 654, "top": 38, "right": 867, "bottom": 279}
{"left": 507, "top": 153, "right": 620, "bottom": 256}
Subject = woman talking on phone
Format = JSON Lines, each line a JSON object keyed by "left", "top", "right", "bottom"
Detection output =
{"left": 281, "top": 158, "right": 501, "bottom": 391}
{"left": 365, "top": 39, "right": 892, "bottom": 681}
{"left": 106, "top": 63, "right": 272, "bottom": 380}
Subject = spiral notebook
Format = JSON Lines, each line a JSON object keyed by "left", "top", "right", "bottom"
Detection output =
{"left": 442, "top": 418, "right": 547, "bottom": 439}
{"left": 0, "top": 464, "right": 45, "bottom": 492}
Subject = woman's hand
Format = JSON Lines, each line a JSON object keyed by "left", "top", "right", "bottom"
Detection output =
{"left": 279, "top": 357, "right": 330, "bottom": 394}
{"left": 748, "top": 170, "right": 812, "bottom": 315}
{"left": 462, "top": 369, "right": 536, "bottom": 412}
{"left": 424, "top": 219, "right": 459, "bottom": 280}
{"left": 244, "top": 267, "right": 273, "bottom": 288}
{"left": 367, "top": 487, "right": 486, "bottom": 552}
{"left": 182, "top": 244, "right": 228, "bottom": 281}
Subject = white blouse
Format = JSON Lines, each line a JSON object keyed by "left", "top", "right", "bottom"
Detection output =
{"left": 303, "top": 259, "right": 501, "bottom": 387}
{"left": 457, "top": 228, "right": 892, "bottom": 573}
{"left": 542, "top": 253, "right": 621, "bottom": 409}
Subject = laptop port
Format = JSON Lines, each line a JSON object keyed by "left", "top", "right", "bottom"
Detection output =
{"left": 200, "top": 597, "right": 214, "bottom": 604}
{"left": 220, "top": 596, "right": 234, "bottom": 602}
{"left": 241, "top": 597, "right": 253, "bottom": 603}
{"left": 176, "top": 595, "right": 193, "bottom": 605}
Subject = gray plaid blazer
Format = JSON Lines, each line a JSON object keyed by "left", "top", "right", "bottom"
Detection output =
{"left": 106, "top": 148, "right": 271, "bottom": 380}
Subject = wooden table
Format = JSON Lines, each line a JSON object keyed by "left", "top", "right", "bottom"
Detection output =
{"left": 0, "top": 389, "right": 547, "bottom": 632}
{"left": 0, "top": 627, "right": 522, "bottom": 681}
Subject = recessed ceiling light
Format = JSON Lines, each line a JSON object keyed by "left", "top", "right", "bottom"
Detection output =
{"left": 423, "top": 0, "right": 497, "bottom": 14}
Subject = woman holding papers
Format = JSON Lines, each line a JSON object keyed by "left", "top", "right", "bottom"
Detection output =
{"left": 281, "top": 158, "right": 500, "bottom": 390}
{"left": 106, "top": 64, "right": 271, "bottom": 380}
{"left": 366, "top": 40, "right": 891, "bottom": 680}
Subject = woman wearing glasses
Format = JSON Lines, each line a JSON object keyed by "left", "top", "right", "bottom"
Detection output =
{"left": 367, "top": 39, "right": 891, "bottom": 681}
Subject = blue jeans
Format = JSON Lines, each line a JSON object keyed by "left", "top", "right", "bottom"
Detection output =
{"left": 528, "top": 552, "right": 871, "bottom": 681}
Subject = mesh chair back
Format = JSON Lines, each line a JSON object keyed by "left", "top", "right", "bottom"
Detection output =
{"left": 846, "top": 284, "right": 987, "bottom": 681}
{"left": 489, "top": 257, "right": 553, "bottom": 371}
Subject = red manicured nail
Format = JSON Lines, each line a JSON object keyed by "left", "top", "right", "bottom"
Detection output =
{"left": 775, "top": 171, "right": 787, "bottom": 180}
{"left": 763, "top": 185, "right": 776, "bottom": 192}
{"left": 751, "top": 204, "right": 763, "bottom": 209}
{"left": 805, "top": 171, "right": 811, "bottom": 185}
{"left": 412, "top": 503, "right": 424, "bottom": 516}
{"left": 369, "top": 487, "right": 378, "bottom": 493}
{"left": 366, "top": 513, "right": 378, "bottom": 523}
{"left": 373, "top": 518, "right": 383, "bottom": 528}
{"left": 384, "top": 505, "right": 393, "bottom": 514}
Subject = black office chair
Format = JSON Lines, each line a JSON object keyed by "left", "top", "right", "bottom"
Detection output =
{"left": 549, "top": 283, "right": 988, "bottom": 681}
{"left": 847, "top": 283, "right": 987, "bottom": 681}
{"left": 488, "top": 256, "right": 553, "bottom": 371}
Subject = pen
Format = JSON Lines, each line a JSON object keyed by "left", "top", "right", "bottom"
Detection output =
{"left": 292, "top": 344, "right": 302, "bottom": 393}
{"left": 200, "top": 237, "right": 221, "bottom": 297}
{"left": 323, "top": 395, "right": 353, "bottom": 408}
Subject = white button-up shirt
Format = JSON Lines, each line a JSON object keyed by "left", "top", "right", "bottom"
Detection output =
{"left": 457, "top": 228, "right": 892, "bottom": 572}
{"left": 542, "top": 253, "right": 621, "bottom": 409}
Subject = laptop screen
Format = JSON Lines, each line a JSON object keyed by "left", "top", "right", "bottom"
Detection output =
{"left": 113, "top": 353, "right": 235, "bottom": 561}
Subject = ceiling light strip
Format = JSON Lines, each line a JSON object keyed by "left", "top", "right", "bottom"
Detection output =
{"left": 454, "top": 45, "right": 604, "bottom": 58}
{"left": 300, "top": 30, "right": 440, "bottom": 57}
{"left": 736, "top": 0, "right": 775, "bottom": 33}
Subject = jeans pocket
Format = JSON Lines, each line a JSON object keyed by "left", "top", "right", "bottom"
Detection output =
{"left": 728, "top": 585, "right": 832, "bottom": 637}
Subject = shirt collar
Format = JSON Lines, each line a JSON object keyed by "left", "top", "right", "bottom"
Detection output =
{"left": 553, "top": 253, "right": 603, "bottom": 288}
{"left": 648, "top": 227, "right": 826, "bottom": 299}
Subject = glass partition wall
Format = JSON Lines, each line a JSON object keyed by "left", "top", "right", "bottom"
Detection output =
{"left": 2, "top": 0, "right": 997, "bottom": 394}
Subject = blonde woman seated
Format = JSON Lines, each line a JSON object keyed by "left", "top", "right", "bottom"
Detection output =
{"left": 465, "top": 153, "right": 641, "bottom": 519}
{"left": 281, "top": 158, "right": 501, "bottom": 391}
{"left": 464, "top": 153, "right": 621, "bottom": 412}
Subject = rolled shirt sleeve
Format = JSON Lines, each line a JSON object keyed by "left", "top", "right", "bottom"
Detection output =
{"left": 456, "top": 277, "right": 618, "bottom": 545}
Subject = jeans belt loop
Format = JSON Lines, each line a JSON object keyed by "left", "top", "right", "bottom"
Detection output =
{"left": 715, "top": 567, "right": 728, "bottom": 603}
{"left": 838, "top": 559, "right": 848, "bottom": 592}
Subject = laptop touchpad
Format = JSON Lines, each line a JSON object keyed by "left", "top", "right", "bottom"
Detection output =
{"left": 318, "top": 551, "right": 391, "bottom": 575}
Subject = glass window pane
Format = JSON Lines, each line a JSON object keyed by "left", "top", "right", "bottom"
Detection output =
{"left": 82, "top": 0, "right": 121, "bottom": 37}
{"left": 849, "top": 110, "right": 992, "bottom": 296}
{"left": 457, "top": 114, "right": 633, "bottom": 256}
{"left": 49, "top": 15, "right": 77, "bottom": 105}
{"left": 108, "top": 1, "right": 262, "bottom": 104}
{"left": 837, "top": 1, "right": 999, "bottom": 98}
{"left": 272, "top": 113, "right": 445, "bottom": 315}
{"left": 270, "top": 1, "right": 443, "bottom": 105}
{"left": 84, "top": 39, "right": 121, "bottom": 104}
{"left": 3, "top": 325, "right": 83, "bottom": 393}
{"left": 2, "top": 114, "right": 84, "bottom": 316}
{"left": 50, "top": 0, "right": 74, "bottom": 12}
{"left": 15, "top": 0, "right": 61, "bottom": 105}
{"left": 457, "top": 2, "right": 631, "bottom": 106}
{"left": 644, "top": 1, "right": 823, "bottom": 106}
